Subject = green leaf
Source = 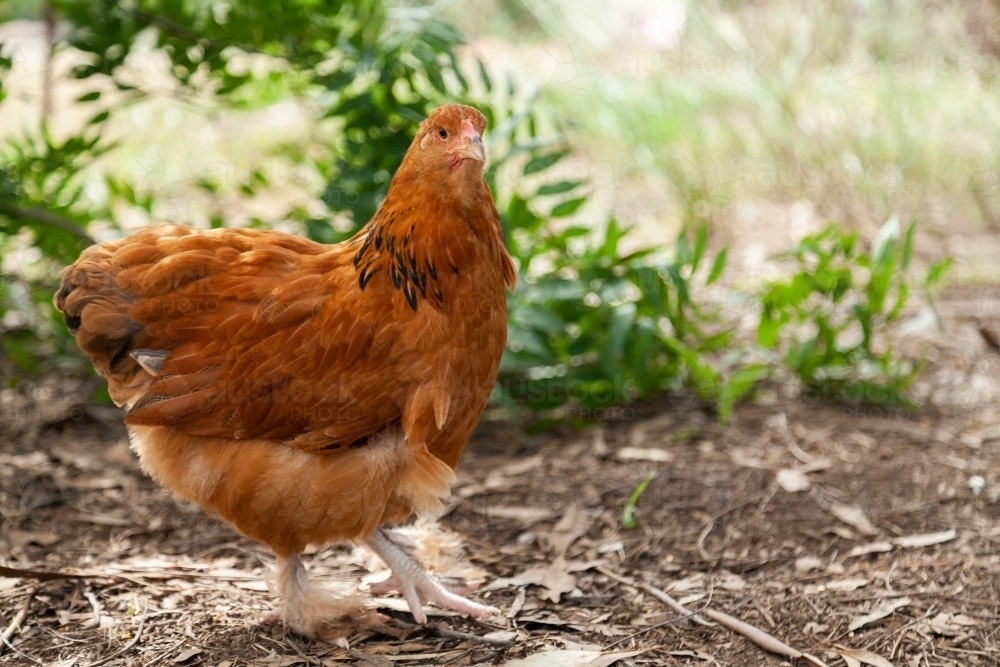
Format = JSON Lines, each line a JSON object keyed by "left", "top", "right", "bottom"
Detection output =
{"left": 901, "top": 220, "right": 916, "bottom": 270}
{"left": 924, "top": 257, "right": 952, "bottom": 289}
{"left": 477, "top": 58, "right": 492, "bottom": 92}
{"left": 76, "top": 91, "right": 101, "bottom": 103}
{"left": 524, "top": 150, "right": 568, "bottom": 175}
{"left": 716, "top": 363, "right": 766, "bottom": 425}
{"left": 2, "top": 337, "right": 39, "bottom": 373}
{"left": 514, "top": 307, "right": 565, "bottom": 334}
{"left": 621, "top": 471, "right": 656, "bottom": 530}
{"left": 599, "top": 218, "right": 626, "bottom": 259}
{"left": 757, "top": 310, "right": 784, "bottom": 348}
{"left": 87, "top": 110, "right": 110, "bottom": 125}
{"left": 603, "top": 302, "right": 637, "bottom": 370}
{"left": 691, "top": 223, "right": 708, "bottom": 272}
{"left": 547, "top": 226, "right": 590, "bottom": 243}
{"left": 627, "top": 316, "right": 658, "bottom": 392}
{"left": 507, "top": 327, "right": 553, "bottom": 359}
{"left": 550, "top": 197, "right": 586, "bottom": 218}
{"left": 706, "top": 246, "right": 728, "bottom": 284}
{"left": 537, "top": 180, "right": 584, "bottom": 196}
{"left": 675, "top": 226, "right": 690, "bottom": 265}
{"left": 871, "top": 215, "right": 900, "bottom": 263}
{"left": 924, "top": 257, "right": 953, "bottom": 331}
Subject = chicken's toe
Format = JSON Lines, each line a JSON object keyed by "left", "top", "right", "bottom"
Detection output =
{"left": 260, "top": 608, "right": 283, "bottom": 625}
{"left": 366, "top": 530, "right": 498, "bottom": 624}
{"left": 410, "top": 573, "right": 497, "bottom": 622}
{"left": 368, "top": 575, "right": 402, "bottom": 596}
{"left": 317, "top": 629, "right": 351, "bottom": 649}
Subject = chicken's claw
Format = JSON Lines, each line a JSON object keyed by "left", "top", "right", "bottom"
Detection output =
{"left": 366, "top": 530, "right": 498, "bottom": 624}
{"left": 260, "top": 608, "right": 283, "bottom": 626}
{"left": 317, "top": 630, "right": 351, "bottom": 649}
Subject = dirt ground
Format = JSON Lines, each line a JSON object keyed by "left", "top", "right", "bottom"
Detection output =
{"left": 1, "top": 292, "right": 999, "bottom": 667}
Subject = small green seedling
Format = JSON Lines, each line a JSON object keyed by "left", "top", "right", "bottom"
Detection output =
{"left": 621, "top": 470, "right": 656, "bottom": 530}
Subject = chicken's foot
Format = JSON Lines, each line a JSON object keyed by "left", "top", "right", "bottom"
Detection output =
{"left": 366, "top": 529, "right": 497, "bottom": 624}
{"left": 271, "top": 552, "right": 378, "bottom": 646}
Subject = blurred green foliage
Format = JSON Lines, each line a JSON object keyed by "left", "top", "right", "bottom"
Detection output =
{"left": 0, "top": 0, "right": 948, "bottom": 424}
{"left": 0, "top": 129, "right": 102, "bottom": 261}
{"left": 0, "top": 124, "right": 109, "bottom": 378}
{"left": 758, "top": 218, "right": 951, "bottom": 408}
{"left": 56, "top": 0, "right": 466, "bottom": 232}
{"left": 498, "top": 210, "right": 733, "bottom": 424}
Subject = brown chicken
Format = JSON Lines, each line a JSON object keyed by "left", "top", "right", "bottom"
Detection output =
{"left": 55, "top": 104, "right": 516, "bottom": 640}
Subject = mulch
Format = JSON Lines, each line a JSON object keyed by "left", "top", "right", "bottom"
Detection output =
{"left": 2, "top": 301, "right": 999, "bottom": 666}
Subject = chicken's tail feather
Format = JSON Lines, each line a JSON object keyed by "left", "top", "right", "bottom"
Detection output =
{"left": 395, "top": 443, "right": 456, "bottom": 517}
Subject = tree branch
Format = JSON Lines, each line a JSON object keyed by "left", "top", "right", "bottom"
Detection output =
{"left": 0, "top": 204, "right": 95, "bottom": 245}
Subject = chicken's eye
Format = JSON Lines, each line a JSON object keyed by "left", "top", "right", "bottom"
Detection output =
{"left": 437, "top": 127, "right": 448, "bottom": 139}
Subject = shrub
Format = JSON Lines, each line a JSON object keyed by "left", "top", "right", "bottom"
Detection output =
{"left": 757, "top": 218, "right": 951, "bottom": 407}
{"left": 0, "top": 2, "right": 949, "bottom": 425}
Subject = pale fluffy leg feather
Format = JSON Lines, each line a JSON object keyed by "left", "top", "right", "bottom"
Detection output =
{"left": 365, "top": 529, "right": 497, "bottom": 624}
{"left": 271, "top": 552, "right": 380, "bottom": 646}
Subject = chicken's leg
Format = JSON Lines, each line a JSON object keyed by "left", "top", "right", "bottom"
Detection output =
{"left": 365, "top": 529, "right": 497, "bottom": 623}
{"left": 270, "top": 552, "right": 376, "bottom": 646}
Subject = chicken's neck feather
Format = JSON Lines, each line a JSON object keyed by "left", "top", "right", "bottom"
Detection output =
{"left": 345, "top": 173, "right": 516, "bottom": 311}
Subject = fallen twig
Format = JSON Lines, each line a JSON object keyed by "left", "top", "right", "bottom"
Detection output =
{"left": 696, "top": 519, "right": 715, "bottom": 561}
{"left": 596, "top": 565, "right": 715, "bottom": 627}
{"left": 81, "top": 599, "right": 147, "bottom": 667}
{"left": 433, "top": 623, "right": 516, "bottom": 648}
{"left": 0, "top": 585, "right": 41, "bottom": 658}
{"left": 878, "top": 606, "right": 936, "bottom": 659}
{"left": 83, "top": 591, "right": 103, "bottom": 625}
{"left": 0, "top": 564, "right": 100, "bottom": 581}
{"left": 0, "top": 633, "right": 42, "bottom": 665}
{"left": 701, "top": 607, "right": 827, "bottom": 666}
{"left": 598, "top": 566, "right": 829, "bottom": 666}
{"left": 285, "top": 636, "right": 321, "bottom": 665}
{"left": 391, "top": 619, "right": 516, "bottom": 648}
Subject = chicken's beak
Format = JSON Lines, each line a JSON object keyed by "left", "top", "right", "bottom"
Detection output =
{"left": 450, "top": 119, "right": 486, "bottom": 162}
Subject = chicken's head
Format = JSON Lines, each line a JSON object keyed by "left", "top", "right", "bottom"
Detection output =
{"left": 412, "top": 104, "right": 488, "bottom": 176}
